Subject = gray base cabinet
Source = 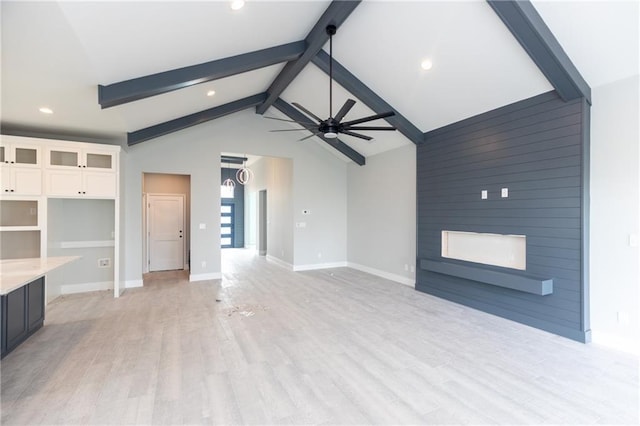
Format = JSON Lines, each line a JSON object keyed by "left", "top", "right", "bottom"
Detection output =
{"left": 1, "top": 277, "right": 45, "bottom": 358}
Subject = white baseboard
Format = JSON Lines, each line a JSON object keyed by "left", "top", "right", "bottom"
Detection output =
{"left": 189, "top": 272, "right": 222, "bottom": 282}
{"left": 266, "top": 255, "right": 293, "bottom": 270}
{"left": 347, "top": 262, "right": 415, "bottom": 287}
{"left": 60, "top": 281, "right": 112, "bottom": 295}
{"left": 125, "top": 279, "right": 143, "bottom": 288}
{"left": 293, "top": 261, "right": 348, "bottom": 272}
{"left": 591, "top": 330, "right": 640, "bottom": 356}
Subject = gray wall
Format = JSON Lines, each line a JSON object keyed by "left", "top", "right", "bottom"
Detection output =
{"left": 347, "top": 144, "right": 416, "bottom": 285}
{"left": 121, "top": 109, "right": 347, "bottom": 283}
{"left": 47, "top": 198, "right": 115, "bottom": 296}
{"left": 417, "top": 91, "right": 589, "bottom": 342}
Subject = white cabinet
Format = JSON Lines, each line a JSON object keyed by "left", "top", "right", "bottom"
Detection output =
{"left": 1, "top": 167, "right": 42, "bottom": 195}
{"left": 0, "top": 139, "right": 42, "bottom": 195}
{"left": 46, "top": 169, "right": 116, "bottom": 197}
{"left": 45, "top": 143, "right": 119, "bottom": 198}
{"left": 47, "top": 146, "right": 115, "bottom": 172}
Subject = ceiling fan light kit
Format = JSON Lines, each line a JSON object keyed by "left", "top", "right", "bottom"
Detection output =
{"left": 268, "top": 24, "right": 397, "bottom": 141}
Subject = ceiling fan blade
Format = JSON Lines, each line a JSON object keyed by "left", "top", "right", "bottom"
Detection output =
{"left": 298, "top": 132, "right": 322, "bottom": 142}
{"left": 341, "top": 111, "right": 396, "bottom": 127}
{"left": 269, "top": 129, "right": 310, "bottom": 132}
{"left": 292, "top": 102, "right": 323, "bottom": 122}
{"left": 343, "top": 126, "right": 396, "bottom": 131}
{"left": 264, "top": 116, "right": 312, "bottom": 124}
{"left": 333, "top": 99, "right": 356, "bottom": 122}
{"left": 340, "top": 130, "right": 373, "bottom": 141}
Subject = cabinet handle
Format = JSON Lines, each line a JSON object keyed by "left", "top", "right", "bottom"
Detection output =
{"left": 83, "top": 165, "right": 86, "bottom": 168}
{"left": 10, "top": 161, "right": 14, "bottom": 164}
{"left": 78, "top": 191, "right": 82, "bottom": 194}
{"left": 4, "top": 189, "right": 8, "bottom": 192}
{"left": 82, "top": 191, "right": 86, "bottom": 194}
{"left": 10, "top": 189, "right": 14, "bottom": 192}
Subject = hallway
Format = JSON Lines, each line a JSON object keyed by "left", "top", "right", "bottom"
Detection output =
{"left": 1, "top": 250, "right": 638, "bottom": 424}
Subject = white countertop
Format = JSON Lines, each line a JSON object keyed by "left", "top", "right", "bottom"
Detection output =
{"left": 0, "top": 256, "right": 80, "bottom": 295}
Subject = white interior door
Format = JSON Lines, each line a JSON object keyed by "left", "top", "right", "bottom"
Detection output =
{"left": 149, "top": 194, "right": 184, "bottom": 272}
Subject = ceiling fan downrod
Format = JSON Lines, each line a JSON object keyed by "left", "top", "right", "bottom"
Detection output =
{"left": 327, "top": 25, "right": 336, "bottom": 128}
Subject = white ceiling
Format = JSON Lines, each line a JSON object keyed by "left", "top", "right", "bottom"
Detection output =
{"left": 1, "top": 0, "right": 638, "bottom": 161}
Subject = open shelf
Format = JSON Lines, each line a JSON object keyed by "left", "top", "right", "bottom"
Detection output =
{"left": 420, "top": 259, "right": 553, "bottom": 296}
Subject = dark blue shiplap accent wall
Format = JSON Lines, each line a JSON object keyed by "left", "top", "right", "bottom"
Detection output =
{"left": 416, "top": 91, "right": 590, "bottom": 342}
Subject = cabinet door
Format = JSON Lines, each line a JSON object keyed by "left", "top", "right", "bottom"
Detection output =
{"left": 84, "top": 151, "right": 115, "bottom": 171}
{"left": 48, "top": 148, "right": 80, "bottom": 169}
{"left": 0, "top": 167, "right": 11, "bottom": 194}
{"left": 12, "top": 168, "right": 42, "bottom": 195}
{"left": 46, "top": 170, "right": 83, "bottom": 196}
{"left": 5, "top": 286, "right": 27, "bottom": 352}
{"left": 13, "top": 146, "right": 40, "bottom": 168}
{"left": 84, "top": 171, "right": 116, "bottom": 197}
{"left": 27, "top": 278, "right": 45, "bottom": 331}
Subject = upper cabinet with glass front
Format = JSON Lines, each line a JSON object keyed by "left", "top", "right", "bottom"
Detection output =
{"left": 0, "top": 140, "right": 41, "bottom": 168}
{"left": 0, "top": 137, "right": 42, "bottom": 196}
{"left": 47, "top": 146, "right": 116, "bottom": 172}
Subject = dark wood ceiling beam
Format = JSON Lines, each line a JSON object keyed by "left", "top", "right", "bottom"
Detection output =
{"left": 273, "top": 98, "right": 366, "bottom": 166}
{"left": 255, "top": 0, "right": 361, "bottom": 115}
{"left": 312, "top": 50, "right": 424, "bottom": 145}
{"left": 127, "top": 93, "right": 267, "bottom": 146}
{"left": 487, "top": 0, "right": 591, "bottom": 104}
{"left": 99, "top": 42, "right": 305, "bottom": 109}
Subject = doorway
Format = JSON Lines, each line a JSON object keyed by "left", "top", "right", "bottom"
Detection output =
{"left": 142, "top": 172, "right": 191, "bottom": 274}
{"left": 147, "top": 194, "right": 185, "bottom": 272}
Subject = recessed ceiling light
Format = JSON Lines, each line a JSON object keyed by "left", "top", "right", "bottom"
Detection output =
{"left": 421, "top": 59, "right": 433, "bottom": 71}
{"left": 230, "top": 0, "right": 245, "bottom": 10}
{"left": 39, "top": 107, "right": 53, "bottom": 114}
{"left": 207, "top": 90, "right": 216, "bottom": 97}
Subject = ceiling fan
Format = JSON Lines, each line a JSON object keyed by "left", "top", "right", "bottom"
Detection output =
{"left": 266, "top": 24, "right": 397, "bottom": 142}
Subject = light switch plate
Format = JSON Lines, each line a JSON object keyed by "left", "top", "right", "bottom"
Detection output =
{"left": 199, "top": 223, "right": 206, "bottom": 229}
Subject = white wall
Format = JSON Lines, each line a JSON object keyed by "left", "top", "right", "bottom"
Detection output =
{"left": 590, "top": 74, "right": 640, "bottom": 354}
{"left": 347, "top": 144, "right": 416, "bottom": 286}
{"left": 245, "top": 156, "right": 294, "bottom": 265}
{"left": 122, "top": 109, "right": 348, "bottom": 283}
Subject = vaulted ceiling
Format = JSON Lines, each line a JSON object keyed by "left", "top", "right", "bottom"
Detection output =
{"left": 1, "top": 1, "right": 638, "bottom": 164}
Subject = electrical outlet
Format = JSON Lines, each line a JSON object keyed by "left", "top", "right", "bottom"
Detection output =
{"left": 410, "top": 265, "right": 415, "bottom": 273}
{"left": 98, "top": 258, "right": 111, "bottom": 268}
{"left": 318, "top": 252, "right": 322, "bottom": 259}
{"left": 404, "top": 264, "right": 409, "bottom": 271}
{"left": 481, "top": 190, "right": 488, "bottom": 200}
{"left": 501, "top": 187, "right": 509, "bottom": 198}
{"left": 201, "top": 261, "right": 206, "bottom": 268}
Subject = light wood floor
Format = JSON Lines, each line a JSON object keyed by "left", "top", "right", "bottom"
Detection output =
{"left": 1, "top": 249, "right": 638, "bottom": 425}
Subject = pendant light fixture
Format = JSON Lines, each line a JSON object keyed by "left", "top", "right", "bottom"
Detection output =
{"left": 222, "top": 160, "right": 235, "bottom": 189}
{"left": 235, "top": 157, "right": 253, "bottom": 185}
